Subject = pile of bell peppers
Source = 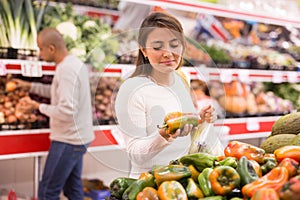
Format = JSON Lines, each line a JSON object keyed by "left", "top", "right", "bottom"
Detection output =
{"left": 108, "top": 142, "right": 300, "bottom": 200}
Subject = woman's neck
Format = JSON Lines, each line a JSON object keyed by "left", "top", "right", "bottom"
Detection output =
{"left": 150, "top": 70, "right": 174, "bottom": 86}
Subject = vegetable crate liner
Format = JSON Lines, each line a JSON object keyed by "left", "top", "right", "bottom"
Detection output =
{"left": 84, "top": 189, "right": 110, "bottom": 200}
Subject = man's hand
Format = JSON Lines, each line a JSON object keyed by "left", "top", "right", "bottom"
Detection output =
{"left": 18, "top": 96, "right": 40, "bottom": 114}
{"left": 12, "top": 79, "right": 31, "bottom": 90}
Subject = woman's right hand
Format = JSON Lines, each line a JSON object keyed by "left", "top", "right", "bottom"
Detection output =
{"left": 159, "top": 124, "right": 194, "bottom": 141}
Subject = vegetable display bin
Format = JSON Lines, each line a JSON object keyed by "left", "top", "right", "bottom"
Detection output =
{"left": 84, "top": 189, "right": 110, "bottom": 200}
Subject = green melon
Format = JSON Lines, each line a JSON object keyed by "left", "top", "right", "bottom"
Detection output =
{"left": 291, "top": 133, "right": 300, "bottom": 146}
{"left": 271, "top": 112, "right": 300, "bottom": 136}
{"left": 260, "top": 134, "right": 296, "bottom": 153}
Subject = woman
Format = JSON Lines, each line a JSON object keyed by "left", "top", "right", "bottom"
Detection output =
{"left": 114, "top": 11, "right": 216, "bottom": 178}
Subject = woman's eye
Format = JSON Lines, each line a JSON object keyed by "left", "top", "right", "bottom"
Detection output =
{"left": 152, "top": 45, "right": 163, "bottom": 51}
{"left": 170, "top": 40, "right": 180, "bottom": 48}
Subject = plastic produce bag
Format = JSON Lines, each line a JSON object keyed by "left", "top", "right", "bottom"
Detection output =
{"left": 189, "top": 122, "right": 225, "bottom": 156}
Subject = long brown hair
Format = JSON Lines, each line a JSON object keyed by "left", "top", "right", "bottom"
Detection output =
{"left": 131, "top": 11, "right": 186, "bottom": 77}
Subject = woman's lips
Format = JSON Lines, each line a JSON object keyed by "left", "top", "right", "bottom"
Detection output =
{"left": 160, "top": 60, "right": 175, "bottom": 65}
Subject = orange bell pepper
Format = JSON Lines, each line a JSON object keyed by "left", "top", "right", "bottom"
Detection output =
{"left": 274, "top": 145, "right": 300, "bottom": 163}
{"left": 157, "top": 180, "right": 188, "bottom": 200}
{"left": 251, "top": 188, "right": 280, "bottom": 200}
{"left": 209, "top": 166, "right": 240, "bottom": 195}
{"left": 136, "top": 187, "right": 159, "bottom": 200}
{"left": 242, "top": 166, "right": 289, "bottom": 198}
{"left": 278, "top": 157, "right": 299, "bottom": 178}
{"left": 224, "top": 141, "right": 265, "bottom": 164}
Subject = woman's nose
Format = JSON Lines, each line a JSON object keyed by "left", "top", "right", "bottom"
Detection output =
{"left": 162, "top": 47, "right": 173, "bottom": 57}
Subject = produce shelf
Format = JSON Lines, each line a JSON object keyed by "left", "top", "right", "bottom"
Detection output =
{"left": 216, "top": 116, "right": 281, "bottom": 141}
{"left": 2, "top": 60, "right": 300, "bottom": 83}
{"left": 0, "top": 116, "right": 281, "bottom": 159}
{"left": 0, "top": 125, "right": 120, "bottom": 160}
{"left": 122, "top": 0, "right": 300, "bottom": 28}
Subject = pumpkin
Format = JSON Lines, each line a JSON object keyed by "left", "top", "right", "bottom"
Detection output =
{"left": 219, "top": 95, "right": 247, "bottom": 113}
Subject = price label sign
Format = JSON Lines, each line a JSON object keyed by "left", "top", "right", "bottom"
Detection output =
{"left": 0, "top": 61, "right": 7, "bottom": 76}
{"left": 246, "top": 118, "right": 260, "bottom": 131}
{"left": 238, "top": 69, "right": 250, "bottom": 83}
{"left": 21, "top": 61, "right": 43, "bottom": 77}
{"left": 287, "top": 71, "right": 298, "bottom": 83}
{"left": 220, "top": 69, "right": 233, "bottom": 83}
{"left": 272, "top": 71, "right": 283, "bottom": 83}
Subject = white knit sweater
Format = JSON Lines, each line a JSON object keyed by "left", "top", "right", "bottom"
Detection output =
{"left": 30, "top": 54, "right": 95, "bottom": 145}
{"left": 115, "top": 72, "right": 196, "bottom": 178}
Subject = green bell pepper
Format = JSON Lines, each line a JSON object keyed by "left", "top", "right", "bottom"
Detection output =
{"left": 109, "top": 177, "right": 137, "bottom": 198}
{"left": 261, "top": 157, "right": 277, "bottom": 175}
{"left": 122, "top": 172, "right": 156, "bottom": 200}
{"left": 236, "top": 156, "right": 259, "bottom": 186}
{"left": 198, "top": 167, "right": 214, "bottom": 197}
{"left": 219, "top": 156, "right": 238, "bottom": 169}
{"left": 179, "top": 152, "right": 218, "bottom": 172}
{"left": 153, "top": 164, "right": 192, "bottom": 186}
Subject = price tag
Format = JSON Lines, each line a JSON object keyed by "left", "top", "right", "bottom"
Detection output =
{"left": 219, "top": 69, "right": 233, "bottom": 83}
{"left": 272, "top": 71, "right": 283, "bottom": 83}
{"left": 0, "top": 60, "right": 7, "bottom": 76}
{"left": 287, "top": 71, "right": 298, "bottom": 83}
{"left": 21, "top": 61, "right": 43, "bottom": 77}
{"left": 246, "top": 118, "right": 260, "bottom": 131}
{"left": 238, "top": 69, "right": 250, "bottom": 83}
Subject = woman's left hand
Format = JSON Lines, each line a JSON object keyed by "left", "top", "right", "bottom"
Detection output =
{"left": 199, "top": 104, "right": 217, "bottom": 123}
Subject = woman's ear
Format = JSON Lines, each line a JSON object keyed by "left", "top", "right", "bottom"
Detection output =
{"left": 139, "top": 45, "right": 147, "bottom": 58}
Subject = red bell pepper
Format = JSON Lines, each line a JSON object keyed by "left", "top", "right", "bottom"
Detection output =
{"left": 251, "top": 188, "right": 280, "bottom": 200}
{"left": 274, "top": 145, "right": 300, "bottom": 163}
{"left": 279, "top": 175, "right": 300, "bottom": 200}
{"left": 278, "top": 157, "right": 299, "bottom": 178}
{"left": 224, "top": 141, "right": 265, "bottom": 164}
{"left": 242, "top": 166, "right": 289, "bottom": 198}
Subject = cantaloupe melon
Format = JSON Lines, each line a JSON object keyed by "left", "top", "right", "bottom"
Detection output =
{"left": 271, "top": 112, "right": 300, "bottom": 136}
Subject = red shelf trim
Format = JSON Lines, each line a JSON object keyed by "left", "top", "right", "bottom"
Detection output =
{"left": 0, "top": 129, "right": 118, "bottom": 155}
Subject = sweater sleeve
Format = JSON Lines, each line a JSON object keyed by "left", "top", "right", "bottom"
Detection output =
{"left": 115, "top": 79, "right": 171, "bottom": 166}
{"left": 39, "top": 66, "right": 79, "bottom": 122}
{"left": 30, "top": 82, "right": 51, "bottom": 98}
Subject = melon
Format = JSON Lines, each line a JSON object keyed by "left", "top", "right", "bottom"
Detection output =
{"left": 271, "top": 112, "right": 300, "bottom": 136}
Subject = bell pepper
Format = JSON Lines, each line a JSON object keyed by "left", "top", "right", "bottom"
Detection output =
{"left": 157, "top": 180, "right": 188, "bottom": 200}
{"left": 279, "top": 175, "right": 300, "bottom": 200}
{"left": 278, "top": 157, "right": 299, "bottom": 178}
{"left": 198, "top": 167, "right": 215, "bottom": 197}
{"left": 242, "top": 166, "right": 289, "bottom": 198}
{"left": 236, "top": 156, "right": 259, "bottom": 187}
{"left": 136, "top": 187, "right": 159, "bottom": 200}
{"left": 249, "top": 160, "right": 262, "bottom": 177}
{"left": 187, "top": 164, "right": 200, "bottom": 183}
{"left": 199, "top": 196, "right": 225, "bottom": 200}
{"left": 261, "top": 157, "right": 277, "bottom": 175}
{"left": 224, "top": 141, "right": 265, "bottom": 164}
{"left": 179, "top": 152, "right": 218, "bottom": 172}
{"left": 274, "top": 145, "right": 300, "bottom": 162}
{"left": 158, "top": 112, "right": 200, "bottom": 134}
{"left": 109, "top": 177, "right": 137, "bottom": 199}
{"left": 122, "top": 172, "right": 156, "bottom": 200}
{"left": 209, "top": 166, "right": 241, "bottom": 196}
{"left": 185, "top": 178, "right": 204, "bottom": 199}
{"left": 251, "top": 188, "right": 280, "bottom": 200}
{"left": 218, "top": 156, "right": 238, "bottom": 169}
{"left": 153, "top": 165, "right": 191, "bottom": 186}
